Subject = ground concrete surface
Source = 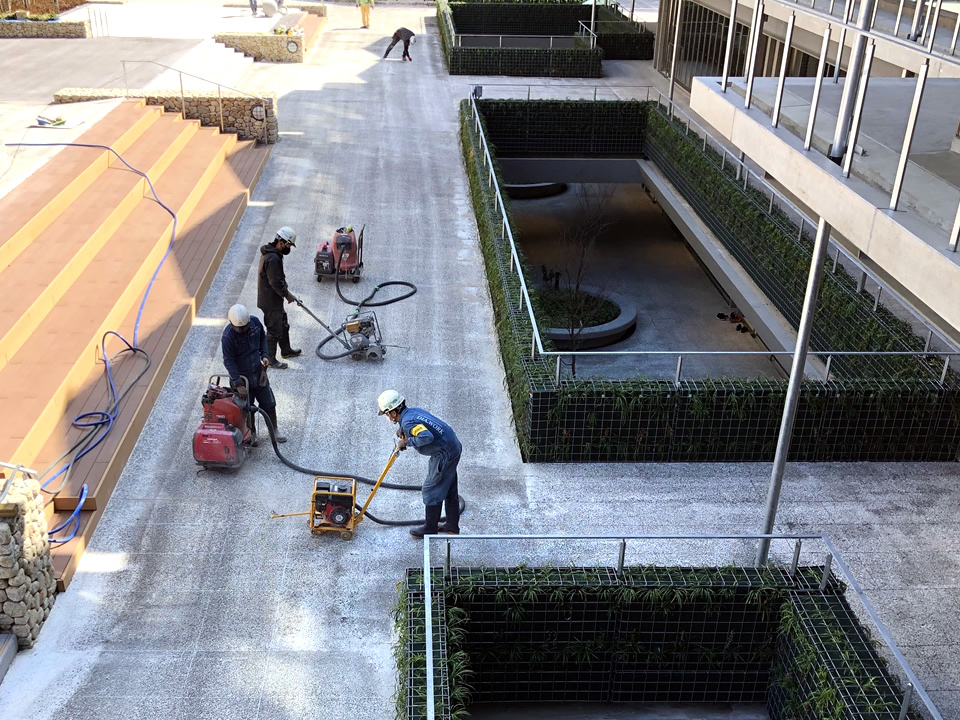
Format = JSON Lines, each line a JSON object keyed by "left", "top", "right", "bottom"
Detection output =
{"left": 1, "top": 5, "right": 960, "bottom": 720}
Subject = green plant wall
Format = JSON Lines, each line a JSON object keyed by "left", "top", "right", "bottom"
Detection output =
{"left": 395, "top": 565, "right": 924, "bottom": 718}
{"left": 460, "top": 99, "right": 960, "bottom": 463}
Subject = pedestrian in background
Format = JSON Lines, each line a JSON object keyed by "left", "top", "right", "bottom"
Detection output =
{"left": 383, "top": 27, "right": 415, "bottom": 61}
{"left": 357, "top": 0, "right": 373, "bottom": 28}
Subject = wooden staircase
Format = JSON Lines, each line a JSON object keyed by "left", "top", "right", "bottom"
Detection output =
{"left": 0, "top": 99, "right": 270, "bottom": 590}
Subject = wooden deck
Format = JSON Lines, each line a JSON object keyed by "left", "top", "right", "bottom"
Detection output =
{"left": 0, "top": 99, "right": 270, "bottom": 590}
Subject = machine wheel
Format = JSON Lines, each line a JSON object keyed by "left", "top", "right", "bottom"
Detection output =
{"left": 316, "top": 275, "right": 322, "bottom": 283}
{"left": 351, "top": 276, "right": 360, "bottom": 284}
{"left": 340, "top": 531, "right": 353, "bottom": 541}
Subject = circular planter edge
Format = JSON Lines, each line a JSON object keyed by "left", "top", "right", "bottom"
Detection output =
{"left": 544, "top": 285, "right": 638, "bottom": 351}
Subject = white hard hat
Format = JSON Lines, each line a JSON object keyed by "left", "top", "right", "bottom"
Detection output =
{"left": 377, "top": 389, "right": 404, "bottom": 415}
{"left": 228, "top": 304, "right": 250, "bottom": 327}
{"left": 275, "top": 226, "right": 297, "bottom": 246}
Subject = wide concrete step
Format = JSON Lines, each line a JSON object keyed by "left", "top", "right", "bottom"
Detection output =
{"left": 0, "top": 100, "right": 162, "bottom": 274}
{"left": 0, "top": 127, "right": 235, "bottom": 471}
{"left": 0, "top": 113, "right": 200, "bottom": 374}
{"left": 41, "top": 140, "right": 271, "bottom": 590}
{"left": 144, "top": 38, "right": 255, "bottom": 92}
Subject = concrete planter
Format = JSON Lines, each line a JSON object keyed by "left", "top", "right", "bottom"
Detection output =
{"left": 544, "top": 285, "right": 637, "bottom": 350}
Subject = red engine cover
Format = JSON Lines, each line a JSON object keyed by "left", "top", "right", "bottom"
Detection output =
{"left": 193, "top": 422, "right": 245, "bottom": 469}
{"left": 318, "top": 230, "right": 359, "bottom": 273}
{"left": 202, "top": 395, "right": 251, "bottom": 444}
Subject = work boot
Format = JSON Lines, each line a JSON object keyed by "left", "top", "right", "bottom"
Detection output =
{"left": 438, "top": 496, "right": 460, "bottom": 535}
{"left": 265, "top": 409, "right": 287, "bottom": 444}
{"left": 280, "top": 348, "right": 302, "bottom": 358}
{"left": 268, "top": 358, "right": 288, "bottom": 369}
{"left": 409, "top": 505, "right": 443, "bottom": 538}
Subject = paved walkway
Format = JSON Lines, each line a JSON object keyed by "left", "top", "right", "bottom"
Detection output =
{"left": 0, "top": 5, "right": 959, "bottom": 720}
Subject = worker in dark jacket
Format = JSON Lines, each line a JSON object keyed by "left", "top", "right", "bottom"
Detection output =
{"left": 257, "top": 226, "right": 301, "bottom": 369}
{"left": 383, "top": 27, "right": 415, "bottom": 61}
{"left": 221, "top": 304, "right": 286, "bottom": 443}
{"left": 378, "top": 389, "right": 461, "bottom": 538}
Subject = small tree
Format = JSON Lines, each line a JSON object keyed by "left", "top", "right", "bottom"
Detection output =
{"left": 541, "top": 184, "right": 616, "bottom": 378}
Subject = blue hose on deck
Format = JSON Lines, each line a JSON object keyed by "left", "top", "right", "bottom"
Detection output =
{"left": 4, "top": 141, "right": 179, "bottom": 541}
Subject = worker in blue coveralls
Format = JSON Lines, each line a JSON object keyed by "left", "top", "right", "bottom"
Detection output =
{"left": 221, "top": 304, "right": 286, "bottom": 444}
{"left": 378, "top": 389, "right": 461, "bottom": 538}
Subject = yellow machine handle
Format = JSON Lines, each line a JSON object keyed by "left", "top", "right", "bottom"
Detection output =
{"left": 270, "top": 511, "right": 311, "bottom": 519}
{"left": 354, "top": 449, "right": 400, "bottom": 525}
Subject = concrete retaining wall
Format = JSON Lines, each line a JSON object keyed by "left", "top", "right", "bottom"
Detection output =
{"left": 0, "top": 18, "right": 90, "bottom": 38}
{"left": 0, "top": 473, "right": 56, "bottom": 649}
{"left": 54, "top": 88, "right": 279, "bottom": 143}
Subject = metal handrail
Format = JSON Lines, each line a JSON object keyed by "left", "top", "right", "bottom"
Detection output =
{"left": 120, "top": 60, "right": 270, "bottom": 142}
{"left": 467, "top": 84, "right": 960, "bottom": 372}
{"left": 456, "top": 32, "right": 584, "bottom": 49}
{"left": 577, "top": 21, "right": 599, "bottom": 49}
{"left": 769, "top": 0, "right": 960, "bottom": 59}
{"left": 423, "top": 534, "right": 943, "bottom": 720}
{"left": 0, "top": 461, "right": 38, "bottom": 505}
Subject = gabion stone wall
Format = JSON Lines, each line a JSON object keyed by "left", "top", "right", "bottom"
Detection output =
{"left": 0, "top": 474, "right": 56, "bottom": 649}
{"left": 54, "top": 89, "right": 279, "bottom": 144}
{"left": 0, "top": 19, "right": 90, "bottom": 38}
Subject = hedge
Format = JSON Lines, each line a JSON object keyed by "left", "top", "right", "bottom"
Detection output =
{"left": 461, "top": 98, "right": 960, "bottom": 462}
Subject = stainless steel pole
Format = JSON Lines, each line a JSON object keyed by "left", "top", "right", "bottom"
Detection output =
{"left": 829, "top": 0, "right": 878, "bottom": 159}
{"left": 756, "top": 217, "right": 832, "bottom": 566}
{"left": 909, "top": 0, "right": 925, "bottom": 40}
{"left": 772, "top": 13, "right": 796, "bottom": 128}
{"left": 926, "top": 0, "right": 943, "bottom": 50}
{"left": 833, "top": 26, "right": 847, "bottom": 82}
{"left": 895, "top": 0, "right": 906, "bottom": 36}
{"left": 669, "top": 0, "right": 685, "bottom": 101}
{"left": 744, "top": 2, "right": 765, "bottom": 109}
{"left": 591, "top": 0, "right": 598, "bottom": 39}
{"left": 842, "top": 41, "right": 875, "bottom": 177}
{"left": 804, "top": 26, "right": 831, "bottom": 150}
{"left": 720, "top": 0, "right": 739, "bottom": 92}
{"left": 890, "top": 60, "right": 929, "bottom": 211}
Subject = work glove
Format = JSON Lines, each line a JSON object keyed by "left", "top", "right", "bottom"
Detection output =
{"left": 286, "top": 293, "right": 299, "bottom": 304}
{"left": 396, "top": 428, "right": 404, "bottom": 438}
{"left": 261, "top": 357, "right": 270, "bottom": 368}
{"left": 237, "top": 385, "right": 248, "bottom": 401}
{"left": 397, "top": 436, "right": 408, "bottom": 451}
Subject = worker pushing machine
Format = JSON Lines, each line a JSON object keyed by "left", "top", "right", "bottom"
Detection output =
{"left": 221, "top": 305, "right": 287, "bottom": 443}
{"left": 378, "top": 390, "right": 461, "bottom": 538}
{"left": 258, "top": 226, "right": 302, "bottom": 369}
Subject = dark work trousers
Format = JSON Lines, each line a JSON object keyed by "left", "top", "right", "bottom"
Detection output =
{"left": 262, "top": 308, "right": 293, "bottom": 359}
{"left": 384, "top": 37, "right": 411, "bottom": 60}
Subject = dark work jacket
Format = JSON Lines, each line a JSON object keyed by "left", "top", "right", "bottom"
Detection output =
{"left": 257, "top": 244, "right": 290, "bottom": 312}
{"left": 222, "top": 316, "right": 268, "bottom": 388}
{"left": 394, "top": 27, "right": 415, "bottom": 42}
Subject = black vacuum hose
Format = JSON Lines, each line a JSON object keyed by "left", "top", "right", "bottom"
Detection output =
{"left": 254, "top": 407, "right": 465, "bottom": 526}
{"left": 313, "top": 248, "right": 418, "bottom": 359}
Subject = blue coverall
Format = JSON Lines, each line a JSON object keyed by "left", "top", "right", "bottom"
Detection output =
{"left": 399, "top": 407, "right": 462, "bottom": 513}
{"left": 221, "top": 316, "right": 277, "bottom": 432}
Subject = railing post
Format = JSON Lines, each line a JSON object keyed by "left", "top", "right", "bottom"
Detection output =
{"left": 890, "top": 60, "right": 929, "bottom": 211}
{"left": 824, "top": 355, "right": 832, "bottom": 380}
{"left": 674, "top": 355, "right": 683, "bottom": 386}
{"left": 842, "top": 41, "right": 875, "bottom": 178}
{"left": 122, "top": 61, "right": 129, "bottom": 96}
{"left": 941, "top": 356, "right": 951, "bottom": 384}
{"left": 926, "top": 0, "right": 944, "bottom": 51}
{"left": 218, "top": 85, "right": 224, "bottom": 134}
{"left": 669, "top": 0, "right": 684, "bottom": 102}
{"left": 873, "top": 286, "right": 882, "bottom": 312}
{"left": 757, "top": 218, "right": 832, "bottom": 566}
{"left": 423, "top": 541, "right": 436, "bottom": 720}
{"left": 444, "top": 540, "right": 451, "bottom": 580}
{"left": 555, "top": 356, "right": 562, "bottom": 384}
{"left": 531, "top": 331, "right": 537, "bottom": 359}
{"left": 720, "top": 0, "right": 738, "bottom": 92}
{"left": 950, "top": 199, "right": 960, "bottom": 251}
{"left": 833, "top": 26, "right": 847, "bottom": 83}
{"left": 819, "top": 553, "right": 833, "bottom": 590}
{"left": 790, "top": 539, "right": 802, "bottom": 577}
{"left": 894, "top": 0, "right": 906, "bottom": 36}
{"left": 617, "top": 539, "right": 626, "bottom": 574}
{"left": 179, "top": 74, "right": 186, "bottom": 120}
{"left": 744, "top": 2, "right": 765, "bottom": 109}
{"left": 909, "top": 0, "right": 925, "bottom": 40}
{"left": 804, "top": 26, "right": 831, "bottom": 151}
{"left": 951, "top": 11, "right": 960, "bottom": 54}
{"left": 771, "top": 13, "right": 796, "bottom": 128}
{"left": 898, "top": 683, "right": 914, "bottom": 720}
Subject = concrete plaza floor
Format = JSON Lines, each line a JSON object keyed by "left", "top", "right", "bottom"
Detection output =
{"left": 0, "top": 5, "right": 959, "bottom": 720}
